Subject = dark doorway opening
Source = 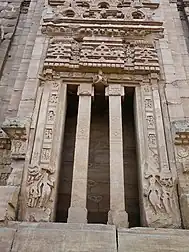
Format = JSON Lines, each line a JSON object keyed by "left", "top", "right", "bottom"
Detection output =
{"left": 87, "top": 88, "right": 110, "bottom": 224}
{"left": 56, "top": 85, "right": 78, "bottom": 222}
{"left": 122, "top": 87, "right": 140, "bottom": 227}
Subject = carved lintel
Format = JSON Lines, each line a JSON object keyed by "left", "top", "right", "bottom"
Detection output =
{"left": 2, "top": 118, "right": 30, "bottom": 159}
{"left": 105, "top": 84, "right": 124, "bottom": 96}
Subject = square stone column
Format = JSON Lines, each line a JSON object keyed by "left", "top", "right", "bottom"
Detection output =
{"left": 67, "top": 84, "right": 93, "bottom": 223}
{"left": 106, "top": 85, "right": 129, "bottom": 228}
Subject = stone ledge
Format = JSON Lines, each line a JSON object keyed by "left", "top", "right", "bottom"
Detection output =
{"left": 8, "top": 222, "right": 117, "bottom": 252}
{"left": 118, "top": 227, "right": 189, "bottom": 252}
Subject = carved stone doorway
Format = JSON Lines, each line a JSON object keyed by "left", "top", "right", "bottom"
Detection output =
{"left": 87, "top": 88, "right": 110, "bottom": 224}
{"left": 123, "top": 87, "right": 140, "bottom": 227}
{"left": 56, "top": 85, "right": 78, "bottom": 222}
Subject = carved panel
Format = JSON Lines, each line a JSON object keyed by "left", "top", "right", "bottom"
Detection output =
{"left": 136, "top": 84, "right": 181, "bottom": 227}
{"left": 27, "top": 165, "right": 54, "bottom": 209}
{"left": 2, "top": 118, "right": 28, "bottom": 160}
{"left": 24, "top": 81, "right": 61, "bottom": 221}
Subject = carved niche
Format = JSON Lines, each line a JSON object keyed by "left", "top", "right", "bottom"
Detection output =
{"left": 2, "top": 118, "right": 29, "bottom": 160}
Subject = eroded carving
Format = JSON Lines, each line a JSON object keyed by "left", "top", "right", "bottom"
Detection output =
{"left": 2, "top": 118, "right": 29, "bottom": 160}
{"left": 27, "top": 165, "right": 54, "bottom": 209}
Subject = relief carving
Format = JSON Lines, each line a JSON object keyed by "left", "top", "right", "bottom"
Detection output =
{"left": 93, "top": 70, "right": 107, "bottom": 85}
{"left": 2, "top": 118, "right": 29, "bottom": 160}
{"left": 27, "top": 165, "right": 54, "bottom": 209}
{"left": 141, "top": 85, "right": 180, "bottom": 227}
{"left": 144, "top": 172, "right": 174, "bottom": 215}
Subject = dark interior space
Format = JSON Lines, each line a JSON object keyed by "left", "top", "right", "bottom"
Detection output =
{"left": 56, "top": 85, "right": 78, "bottom": 222}
{"left": 87, "top": 87, "right": 110, "bottom": 224}
{"left": 122, "top": 87, "right": 140, "bottom": 227}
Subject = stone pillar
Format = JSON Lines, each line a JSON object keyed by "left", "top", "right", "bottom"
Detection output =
{"left": 67, "top": 84, "right": 93, "bottom": 223}
{"left": 106, "top": 84, "right": 128, "bottom": 228}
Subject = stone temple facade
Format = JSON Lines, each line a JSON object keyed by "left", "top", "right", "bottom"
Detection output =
{"left": 1, "top": 0, "right": 189, "bottom": 250}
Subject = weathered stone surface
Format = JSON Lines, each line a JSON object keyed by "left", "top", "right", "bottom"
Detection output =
{"left": 118, "top": 228, "right": 189, "bottom": 252}
{"left": 11, "top": 223, "right": 117, "bottom": 252}
{"left": 0, "top": 186, "right": 19, "bottom": 221}
{"left": 0, "top": 228, "right": 16, "bottom": 252}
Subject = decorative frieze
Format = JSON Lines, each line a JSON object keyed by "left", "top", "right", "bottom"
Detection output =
{"left": 44, "top": 38, "right": 160, "bottom": 74}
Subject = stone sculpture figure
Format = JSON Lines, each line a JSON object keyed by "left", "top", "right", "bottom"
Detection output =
{"left": 27, "top": 165, "right": 54, "bottom": 209}
{"left": 145, "top": 174, "right": 162, "bottom": 213}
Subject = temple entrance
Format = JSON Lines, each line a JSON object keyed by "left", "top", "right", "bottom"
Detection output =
{"left": 123, "top": 87, "right": 140, "bottom": 227}
{"left": 56, "top": 85, "right": 140, "bottom": 226}
{"left": 56, "top": 85, "right": 78, "bottom": 222}
{"left": 87, "top": 88, "right": 110, "bottom": 223}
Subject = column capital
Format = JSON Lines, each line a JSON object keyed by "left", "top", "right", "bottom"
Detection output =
{"left": 105, "top": 84, "right": 124, "bottom": 96}
{"left": 77, "top": 84, "right": 94, "bottom": 96}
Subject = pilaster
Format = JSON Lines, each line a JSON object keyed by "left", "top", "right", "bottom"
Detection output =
{"left": 106, "top": 84, "right": 129, "bottom": 228}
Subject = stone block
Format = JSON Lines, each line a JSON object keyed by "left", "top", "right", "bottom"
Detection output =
{"left": 11, "top": 222, "right": 117, "bottom": 252}
{"left": 118, "top": 228, "right": 189, "bottom": 252}
{"left": 0, "top": 228, "right": 16, "bottom": 252}
{"left": 0, "top": 186, "right": 19, "bottom": 221}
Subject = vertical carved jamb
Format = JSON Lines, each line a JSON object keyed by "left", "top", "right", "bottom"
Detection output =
{"left": 49, "top": 81, "right": 67, "bottom": 220}
{"left": 135, "top": 78, "right": 181, "bottom": 228}
{"left": 172, "top": 120, "right": 189, "bottom": 228}
{"left": 68, "top": 84, "right": 93, "bottom": 223}
{"left": 105, "top": 84, "right": 128, "bottom": 228}
{"left": 23, "top": 78, "right": 66, "bottom": 222}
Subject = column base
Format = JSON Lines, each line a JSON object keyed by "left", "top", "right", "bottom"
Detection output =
{"left": 108, "top": 210, "right": 129, "bottom": 228}
{"left": 67, "top": 206, "right": 88, "bottom": 223}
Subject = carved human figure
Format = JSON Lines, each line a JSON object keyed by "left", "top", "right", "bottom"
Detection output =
{"left": 13, "top": 140, "right": 22, "bottom": 154}
{"left": 27, "top": 166, "right": 42, "bottom": 207}
{"left": 93, "top": 69, "right": 107, "bottom": 85}
{"left": 159, "top": 175, "right": 173, "bottom": 214}
{"left": 28, "top": 179, "right": 41, "bottom": 207}
{"left": 145, "top": 175, "right": 162, "bottom": 214}
{"left": 38, "top": 168, "right": 54, "bottom": 209}
{"left": 27, "top": 166, "right": 54, "bottom": 208}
